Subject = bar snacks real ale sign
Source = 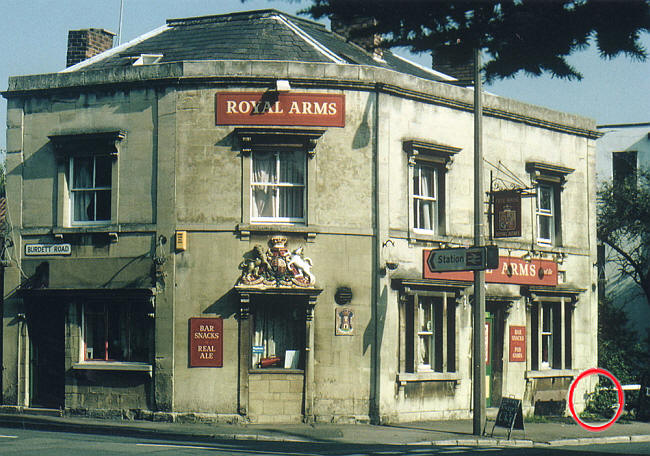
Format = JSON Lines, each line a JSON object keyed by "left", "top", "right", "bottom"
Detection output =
{"left": 189, "top": 318, "right": 223, "bottom": 367}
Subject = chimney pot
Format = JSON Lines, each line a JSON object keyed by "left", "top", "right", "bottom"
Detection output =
{"left": 66, "top": 28, "right": 116, "bottom": 68}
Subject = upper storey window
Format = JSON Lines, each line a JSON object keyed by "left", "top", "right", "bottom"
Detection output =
{"left": 526, "top": 162, "right": 574, "bottom": 247}
{"left": 536, "top": 183, "right": 555, "bottom": 245}
{"left": 70, "top": 156, "right": 112, "bottom": 224}
{"left": 252, "top": 150, "right": 305, "bottom": 223}
{"left": 412, "top": 163, "right": 438, "bottom": 232}
{"left": 49, "top": 130, "right": 124, "bottom": 227}
{"left": 237, "top": 128, "right": 324, "bottom": 226}
{"left": 404, "top": 140, "right": 460, "bottom": 238}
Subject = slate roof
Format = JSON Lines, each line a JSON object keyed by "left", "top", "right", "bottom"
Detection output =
{"left": 66, "top": 9, "right": 453, "bottom": 83}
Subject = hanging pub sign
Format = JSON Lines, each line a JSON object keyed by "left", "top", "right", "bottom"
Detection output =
{"left": 189, "top": 318, "right": 223, "bottom": 367}
{"left": 216, "top": 92, "right": 345, "bottom": 127}
{"left": 493, "top": 190, "right": 521, "bottom": 238}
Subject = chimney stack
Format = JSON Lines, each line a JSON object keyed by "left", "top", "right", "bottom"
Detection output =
{"left": 331, "top": 16, "right": 383, "bottom": 60}
{"left": 66, "top": 29, "right": 115, "bottom": 68}
{"left": 431, "top": 49, "right": 474, "bottom": 86}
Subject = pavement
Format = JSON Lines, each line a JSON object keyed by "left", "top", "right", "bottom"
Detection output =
{"left": 0, "top": 408, "right": 649, "bottom": 448}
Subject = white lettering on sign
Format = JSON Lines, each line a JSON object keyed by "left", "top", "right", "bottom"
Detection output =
{"left": 25, "top": 244, "right": 72, "bottom": 256}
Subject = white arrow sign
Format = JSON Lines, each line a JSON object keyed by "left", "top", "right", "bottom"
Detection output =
{"left": 427, "top": 248, "right": 468, "bottom": 272}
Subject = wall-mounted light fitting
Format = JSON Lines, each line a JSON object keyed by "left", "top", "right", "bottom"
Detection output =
{"left": 275, "top": 79, "right": 291, "bottom": 92}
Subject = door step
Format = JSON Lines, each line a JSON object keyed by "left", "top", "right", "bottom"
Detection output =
{"left": 23, "top": 407, "right": 63, "bottom": 417}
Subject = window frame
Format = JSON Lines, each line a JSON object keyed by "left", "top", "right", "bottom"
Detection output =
{"left": 404, "top": 140, "right": 460, "bottom": 240}
{"left": 81, "top": 301, "right": 152, "bottom": 363}
{"left": 250, "top": 299, "right": 306, "bottom": 371}
{"left": 250, "top": 149, "right": 306, "bottom": 224}
{"left": 526, "top": 162, "right": 573, "bottom": 248}
{"left": 535, "top": 183, "right": 555, "bottom": 245}
{"left": 401, "top": 291, "right": 457, "bottom": 375}
{"left": 412, "top": 162, "right": 440, "bottom": 234}
{"left": 49, "top": 131, "right": 124, "bottom": 229}
{"left": 69, "top": 155, "right": 113, "bottom": 226}
{"left": 529, "top": 297, "right": 573, "bottom": 371}
{"left": 612, "top": 150, "right": 637, "bottom": 186}
{"left": 236, "top": 128, "right": 324, "bottom": 228}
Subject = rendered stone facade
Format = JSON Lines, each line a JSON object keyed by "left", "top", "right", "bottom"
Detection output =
{"left": 2, "top": 10, "right": 599, "bottom": 424}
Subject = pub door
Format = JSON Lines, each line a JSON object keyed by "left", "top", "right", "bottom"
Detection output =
{"left": 26, "top": 299, "right": 65, "bottom": 409}
{"left": 486, "top": 303, "right": 506, "bottom": 408}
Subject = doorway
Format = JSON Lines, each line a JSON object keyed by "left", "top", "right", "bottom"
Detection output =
{"left": 26, "top": 300, "right": 65, "bottom": 409}
{"left": 486, "top": 302, "right": 506, "bottom": 408}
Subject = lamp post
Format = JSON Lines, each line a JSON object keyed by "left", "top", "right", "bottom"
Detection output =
{"left": 472, "top": 47, "right": 486, "bottom": 436}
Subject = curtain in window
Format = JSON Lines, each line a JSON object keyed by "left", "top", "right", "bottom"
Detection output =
{"left": 252, "top": 152, "right": 275, "bottom": 218}
{"left": 414, "top": 165, "right": 436, "bottom": 231}
{"left": 279, "top": 151, "right": 304, "bottom": 219}
{"left": 420, "top": 168, "right": 432, "bottom": 230}
{"left": 73, "top": 157, "right": 93, "bottom": 221}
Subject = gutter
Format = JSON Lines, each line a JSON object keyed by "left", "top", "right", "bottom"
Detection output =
{"left": 372, "top": 83, "right": 381, "bottom": 424}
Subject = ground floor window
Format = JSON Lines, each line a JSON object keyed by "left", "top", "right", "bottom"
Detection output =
{"left": 83, "top": 302, "right": 152, "bottom": 362}
{"left": 252, "top": 299, "right": 305, "bottom": 369}
{"left": 402, "top": 293, "right": 456, "bottom": 373}
{"left": 530, "top": 299, "right": 572, "bottom": 370}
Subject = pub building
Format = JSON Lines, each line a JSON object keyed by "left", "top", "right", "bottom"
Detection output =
{"left": 1, "top": 10, "right": 599, "bottom": 423}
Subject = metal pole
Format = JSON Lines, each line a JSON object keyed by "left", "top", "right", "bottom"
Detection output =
{"left": 117, "top": 0, "right": 125, "bottom": 45}
{"left": 472, "top": 47, "right": 486, "bottom": 436}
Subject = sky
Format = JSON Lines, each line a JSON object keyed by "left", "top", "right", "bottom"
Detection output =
{"left": 1, "top": 0, "right": 649, "bottom": 151}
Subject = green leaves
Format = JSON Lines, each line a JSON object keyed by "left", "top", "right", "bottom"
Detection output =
{"left": 303, "top": 0, "right": 650, "bottom": 81}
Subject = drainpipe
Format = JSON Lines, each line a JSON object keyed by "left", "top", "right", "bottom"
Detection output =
{"left": 372, "top": 84, "right": 381, "bottom": 423}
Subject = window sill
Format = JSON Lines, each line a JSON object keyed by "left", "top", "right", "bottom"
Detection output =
{"left": 56, "top": 225, "right": 118, "bottom": 234}
{"left": 237, "top": 223, "right": 319, "bottom": 241}
{"left": 525, "top": 369, "right": 580, "bottom": 379}
{"left": 249, "top": 368, "right": 304, "bottom": 375}
{"left": 397, "top": 372, "right": 460, "bottom": 383}
{"left": 72, "top": 361, "right": 153, "bottom": 376}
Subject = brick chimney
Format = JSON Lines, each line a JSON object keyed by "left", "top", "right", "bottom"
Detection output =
{"left": 431, "top": 49, "right": 474, "bottom": 86}
{"left": 66, "top": 29, "right": 115, "bottom": 68}
{"left": 331, "top": 16, "right": 383, "bottom": 60}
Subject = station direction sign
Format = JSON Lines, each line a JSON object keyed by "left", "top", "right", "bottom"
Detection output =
{"left": 425, "top": 246, "right": 499, "bottom": 274}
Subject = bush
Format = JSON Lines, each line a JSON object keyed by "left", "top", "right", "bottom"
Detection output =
{"left": 584, "top": 383, "right": 620, "bottom": 420}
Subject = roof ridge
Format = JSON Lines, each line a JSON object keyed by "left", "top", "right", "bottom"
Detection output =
{"left": 166, "top": 9, "right": 326, "bottom": 29}
{"left": 270, "top": 14, "right": 346, "bottom": 64}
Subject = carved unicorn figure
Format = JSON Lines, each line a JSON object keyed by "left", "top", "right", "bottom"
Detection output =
{"left": 288, "top": 247, "right": 315, "bottom": 285}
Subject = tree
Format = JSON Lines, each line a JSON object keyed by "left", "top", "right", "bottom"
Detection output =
{"left": 304, "top": 0, "right": 650, "bottom": 82}
{"left": 598, "top": 170, "right": 650, "bottom": 311}
{"left": 598, "top": 298, "right": 647, "bottom": 385}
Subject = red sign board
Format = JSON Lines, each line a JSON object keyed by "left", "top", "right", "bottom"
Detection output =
{"left": 215, "top": 92, "right": 345, "bottom": 127}
{"left": 509, "top": 325, "right": 526, "bottom": 362}
{"left": 189, "top": 318, "right": 223, "bottom": 367}
{"left": 423, "top": 254, "right": 558, "bottom": 286}
{"left": 494, "top": 190, "right": 522, "bottom": 238}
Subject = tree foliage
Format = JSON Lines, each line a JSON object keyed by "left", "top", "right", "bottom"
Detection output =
{"left": 304, "top": 0, "right": 650, "bottom": 82}
{"left": 598, "top": 170, "right": 650, "bottom": 305}
{"left": 598, "top": 298, "right": 647, "bottom": 384}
